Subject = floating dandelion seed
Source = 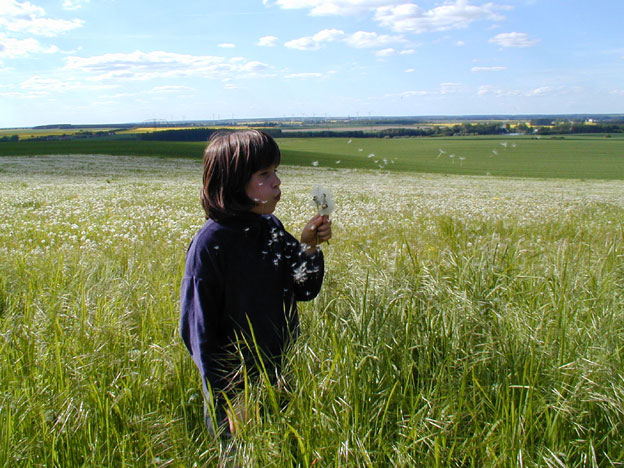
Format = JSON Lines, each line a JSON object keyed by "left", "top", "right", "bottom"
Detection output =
{"left": 336, "top": 160, "right": 341, "bottom": 164}
{"left": 347, "top": 139, "right": 352, "bottom": 144}
{"left": 312, "top": 161, "right": 319, "bottom": 167}
{"left": 491, "top": 149, "right": 498, "bottom": 156}
{"left": 310, "top": 186, "right": 334, "bottom": 216}
{"left": 368, "top": 153, "right": 375, "bottom": 158}
{"left": 500, "top": 142, "right": 508, "bottom": 148}
{"left": 358, "top": 148, "right": 364, "bottom": 152}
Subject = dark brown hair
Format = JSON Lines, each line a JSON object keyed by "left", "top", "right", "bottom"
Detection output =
{"left": 201, "top": 130, "right": 281, "bottom": 220}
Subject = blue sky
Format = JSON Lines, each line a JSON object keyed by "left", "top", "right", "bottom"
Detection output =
{"left": 1, "top": 0, "right": 623, "bottom": 127}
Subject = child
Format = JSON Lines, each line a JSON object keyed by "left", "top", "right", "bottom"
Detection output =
{"left": 180, "top": 130, "right": 331, "bottom": 437}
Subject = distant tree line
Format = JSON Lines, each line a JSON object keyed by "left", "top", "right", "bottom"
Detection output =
{"left": 0, "top": 135, "right": 19, "bottom": 142}
{"left": 137, "top": 124, "right": 510, "bottom": 141}
{"left": 132, "top": 122, "right": 624, "bottom": 141}
{"left": 535, "top": 122, "right": 624, "bottom": 135}
{"left": 8, "top": 120, "right": 623, "bottom": 145}
{"left": 139, "top": 128, "right": 219, "bottom": 141}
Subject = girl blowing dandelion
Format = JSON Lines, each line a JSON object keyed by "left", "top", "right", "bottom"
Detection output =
{"left": 180, "top": 130, "right": 332, "bottom": 438}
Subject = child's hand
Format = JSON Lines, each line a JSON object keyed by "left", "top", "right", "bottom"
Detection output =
{"left": 301, "top": 214, "right": 332, "bottom": 254}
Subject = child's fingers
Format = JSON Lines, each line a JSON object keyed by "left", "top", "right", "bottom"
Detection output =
{"left": 316, "top": 220, "right": 332, "bottom": 241}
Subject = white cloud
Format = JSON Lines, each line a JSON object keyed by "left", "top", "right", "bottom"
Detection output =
{"left": 0, "top": 0, "right": 44, "bottom": 18}
{"left": 344, "top": 31, "right": 402, "bottom": 48}
{"left": 285, "top": 29, "right": 345, "bottom": 50}
{"left": 388, "top": 82, "right": 463, "bottom": 99}
{"left": 489, "top": 32, "right": 539, "bottom": 48}
{"left": 240, "top": 61, "right": 268, "bottom": 72}
{"left": 21, "top": 76, "right": 77, "bottom": 91}
{"left": 64, "top": 51, "right": 270, "bottom": 81}
{"left": 257, "top": 35, "right": 279, "bottom": 47}
{"left": 391, "top": 90, "right": 430, "bottom": 98}
{"left": 405, "top": 68, "right": 415, "bottom": 73}
{"left": 439, "top": 82, "right": 462, "bottom": 94}
{"left": 478, "top": 85, "right": 520, "bottom": 96}
{"left": 374, "top": 1, "right": 511, "bottom": 34}
{"left": 375, "top": 46, "right": 416, "bottom": 57}
{"left": 218, "top": 43, "right": 235, "bottom": 48}
{"left": 478, "top": 84, "right": 569, "bottom": 97}
{"left": 19, "top": 75, "right": 112, "bottom": 93}
{"left": 150, "top": 85, "right": 194, "bottom": 93}
{"left": 269, "top": 0, "right": 392, "bottom": 16}
{"left": 269, "top": 0, "right": 511, "bottom": 34}
{"left": 313, "top": 28, "right": 345, "bottom": 42}
{"left": 525, "top": 86, "right": 554, "bottom": 96}
{"left": 284, "top": 72, "right": 323, "bottom": 78}
{"left": 375, "top": 48, "right": 395, "bottom": 57}
{"left": 471, "top": 66, "right": 507, "bottom": 72}
{"left": 456, "top": 40, "right": 465, "bottom": 46}
{"left": 285, "top": 36, "right": 321, "bottom": 51}
{"left": 0, "top": 0, "right": 83, "bottom": 36}
{"left": 62, "top": 0, "right": 90, "bottom": 10}
{"left": 0, "top": 33, "right": 57, "bottom": 58}
{"left": 285, "top": 28, "right": 402, "bottom": 51}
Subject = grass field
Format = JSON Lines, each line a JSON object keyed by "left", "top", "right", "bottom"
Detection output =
{"left": 1, "top": 154, "right": 623, "bottom": 467}
{"left": 0, "top": 134, "right": 623, "bottom": 180}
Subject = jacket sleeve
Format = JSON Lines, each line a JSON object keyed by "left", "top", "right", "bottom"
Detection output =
{"left": 291, "top": 246, "right": 324, "bottom": 301}
{"left": 179, "top": 244, "right": 229, "bottom": 391}
{"left": 276, "top": 220, "right": 325, "bottom": 301}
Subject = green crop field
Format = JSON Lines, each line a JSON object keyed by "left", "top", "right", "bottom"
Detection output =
{"left": 277, "top": 136, "right": 624, "bottom": 179}
{"left": 1, "top": 154, "right": 623, "bottom": 466}
{"left": 1, "top": 134, "right": 623, "bottom": 180}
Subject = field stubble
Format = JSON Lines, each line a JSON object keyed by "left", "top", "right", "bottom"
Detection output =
{"left": 1, "top": 155, "right": 623, "bottom": 467}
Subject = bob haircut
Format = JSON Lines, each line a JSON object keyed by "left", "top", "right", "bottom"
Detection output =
{"left": 201, "top": 129, "right": 281, "bottom": 220}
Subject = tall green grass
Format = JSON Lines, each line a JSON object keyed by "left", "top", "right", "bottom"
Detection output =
{"left": 1, "top": 155, "right": 623, "bottom": 467}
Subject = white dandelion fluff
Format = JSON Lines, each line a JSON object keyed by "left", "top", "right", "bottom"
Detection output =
{"left": 311, "top": 186, "right": 334, "bottom": 216}
{"left": 312, "top": 161, "right": 319, "bottom": 167}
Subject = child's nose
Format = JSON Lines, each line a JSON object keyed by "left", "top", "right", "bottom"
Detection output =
{"left": 273, "top": 174, "right": 281, "bottom": 187}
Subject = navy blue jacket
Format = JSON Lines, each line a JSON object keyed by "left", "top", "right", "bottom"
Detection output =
{"left": 180, "top": 213, "right": 324, "bottom": 393}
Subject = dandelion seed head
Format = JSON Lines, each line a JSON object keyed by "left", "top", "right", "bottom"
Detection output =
{"left": 310, "top": 186, "right": 335, "bottom": 216}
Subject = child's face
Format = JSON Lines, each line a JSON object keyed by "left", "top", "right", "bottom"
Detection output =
{"left": 245, "top": 164, "right": 281, "bottom": 215}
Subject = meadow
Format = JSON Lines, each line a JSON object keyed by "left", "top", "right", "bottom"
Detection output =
{"left": 1, "top": 133, "right": 623, "bottom": 179}
{"left": 1, "top": 153, "right": 623, "bottom": 467}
